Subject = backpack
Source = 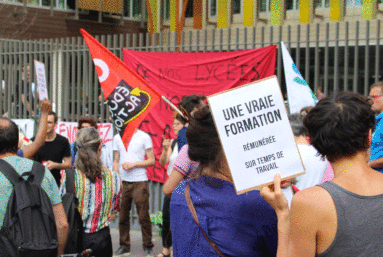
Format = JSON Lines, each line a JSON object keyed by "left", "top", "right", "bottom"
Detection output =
{"left": 0, "top": 159, "right": 59, "bottom": 257}
{"left": 61, "top": 169, "right": 83, "bottom": 254}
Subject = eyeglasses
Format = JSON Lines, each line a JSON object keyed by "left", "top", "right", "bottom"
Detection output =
{"left": 368, "top": 95, "right": 383, "bottom": 99}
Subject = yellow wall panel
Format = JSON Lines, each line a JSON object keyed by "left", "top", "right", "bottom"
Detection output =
{"left": 217, "top": 0, "right": 228, "bottom": 28}
{"left": 243, "top": 0, "right": 253, "bottom": 27}
{"left": 270, "top": 0, "right": 281, "bottom": 25}
{"left": 300, "top": 0, "right": 310, "bottom": 23}
{"left": 362, "top": 0, "right": 377, "bottom": 19}
{"left": 170, "top": 0, "right": 176, "bottom": 31}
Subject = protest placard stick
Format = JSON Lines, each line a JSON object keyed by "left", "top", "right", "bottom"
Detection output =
{"left": 161, "top": 96, "right": 188, "bottom": 121}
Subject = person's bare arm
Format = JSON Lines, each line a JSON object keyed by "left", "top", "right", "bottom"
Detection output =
{"left": 369, "top": 157, "right": 383, "bottom": 169}
{"left": 122, "top": 148, "right": 155, "bottom": 170}
{"left": 22, "top": 99, "right": 51, "bottom": 159}
{"left": 113, "top": 150, "right": 120, "bottom": 173}
{"left": 163, "top": 168, "right": 185, "bottom": 197}
{"left": 46, "top": 156, "right": 71, "bottom": 171}
{"left": 52, "top": 203, "right": 68, "bottom": 257}
{"left": 261, "top": 174, "right": 291, "bottom": 257}
{"left": 159, "top": 137, "right": 172, "bottom": 166}
{"left": 261, "top": 174, "right": 327, "bottom": 257}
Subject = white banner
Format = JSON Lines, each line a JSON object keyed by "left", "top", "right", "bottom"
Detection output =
{"left": 55, "top": 122, "right": 114, "bottom": 170}
{"left": 208, "top": 76, "right": 305, "bottom": 194}
{"left": 281, "top": 42, "right": 317, "bottom": 114}
{"left": 13, "top": 119, "right": 35, "bottom": 139}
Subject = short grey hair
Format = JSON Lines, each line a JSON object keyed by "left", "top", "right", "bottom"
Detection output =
{"left": 289, "top": 113, "right": 307, "bottom": 137}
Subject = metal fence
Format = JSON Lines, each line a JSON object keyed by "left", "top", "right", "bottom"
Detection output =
{"left": 1, "top": 19, "right": 383, "bottom": 227}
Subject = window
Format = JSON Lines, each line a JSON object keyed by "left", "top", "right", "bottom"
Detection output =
{"left": 233, "top": 0, "right": 241, "bottom": 14}
{"left": 124, "top": 0, "right": 142, "bottom": 19}
{"left": 315, "top": 0, "right": 330, "bottom": 8}
{"left": 209, "top": 0, "right": 217, "bottom": 16}
{"left": 163, "top": 0, "right": 170, "bottom": 20}
{"left": 286, "top": 0, "right": 299, "bottom": 10}
{"left": 4, "top": 0, "right": 72, "bottom": 10}
{"left": 260, "top": 0, "right": 270, "bottom": 12}
{"left": 345, "top": 0, "right": 361, "bottom": 6}
{"left": 184, "top": 0, "right": 193, "bottom": 18}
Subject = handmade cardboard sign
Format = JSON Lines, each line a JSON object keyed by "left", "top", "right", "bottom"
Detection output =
{"left": 208, "top": 75, "right": 305, "bottom": 194}
{"left": 34, "top": 60, "right": 49, "bottom": 100}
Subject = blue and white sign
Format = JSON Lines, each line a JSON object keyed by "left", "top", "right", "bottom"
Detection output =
{"left": 281, "top": 42, "right": 317, "bottom": 114}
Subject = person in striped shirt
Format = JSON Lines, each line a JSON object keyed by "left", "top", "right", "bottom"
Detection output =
{"left": 60, "top": 127, "right": 121, "bottom": 257}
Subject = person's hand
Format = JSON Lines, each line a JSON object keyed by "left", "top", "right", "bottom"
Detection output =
{"left": 280, "top": 179, "right": 292, "bottom": 188}
{"left": 162, "top": 136, "right": 171, "bottom": 150}
{"left": 122, "top": 162, "right": 136, "bottom": 171}
{"left": 45, "top": 160, "right": 57, "bottom": 170}
{"left": 41, "top": 99, "right": 52, "bottom": 114}
{"left": 260, "top": 173, "right": 289, "bottom": 215}
{"left": 109, "top": 213, "right": 117, "bottom": 222}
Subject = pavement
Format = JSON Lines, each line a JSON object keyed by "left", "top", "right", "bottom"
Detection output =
{"left": 110, "top": 222, "right": 168, "bottom": 257}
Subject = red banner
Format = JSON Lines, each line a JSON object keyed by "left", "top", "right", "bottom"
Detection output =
{"left": 123, "top": 46, "right": 277, "bottom": 183}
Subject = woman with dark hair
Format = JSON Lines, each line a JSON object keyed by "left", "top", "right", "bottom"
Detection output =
{"left": 170, "top": 106, "right": 278, "bottom": 257}
{"left": 261, "top": 92, "right": 383, "bottom": 257}
{"left": 60, "top": 127, "right": 121, "bottom": 257}
{"left": 156, "top": 113, "right": 186, "bottom": 257}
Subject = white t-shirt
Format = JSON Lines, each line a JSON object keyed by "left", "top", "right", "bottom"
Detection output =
{"left": 113, "top": 130, "right": 153, "bottom": 182}
{"left": 295, "top": 144, "right": 327, "bottom": 191}
{"left": 166, "top": 141, "right": 179, "bottom": 176}
{"left": 282, "top": 186, "right": 294, "bottom": 209}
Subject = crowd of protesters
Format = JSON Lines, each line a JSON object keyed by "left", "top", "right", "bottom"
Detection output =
{"left": 2, "top": 80, "right": 383, "bottom": 257}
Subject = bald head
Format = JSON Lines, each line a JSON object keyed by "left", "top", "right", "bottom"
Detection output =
{"left": 0, "top": 117, "right": 19, "bottom": 155}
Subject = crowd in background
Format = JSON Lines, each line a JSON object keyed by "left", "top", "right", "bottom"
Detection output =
{"left": 1, "top": 80, "right": 383, "bottom": 257}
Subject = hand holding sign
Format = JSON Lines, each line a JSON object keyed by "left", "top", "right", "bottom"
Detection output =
{"left": 34, "top": 60, "right": 49, "bottom": 100}
{"left": 260, "top": 173, "right": 290, "bottom": 215}
{"left": 208, "top": 76, "right": 305, "bottom": 194}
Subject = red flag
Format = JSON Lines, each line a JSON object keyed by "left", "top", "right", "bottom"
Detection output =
{"left": 80, "top": 29, "right": 162, "bottom": 149}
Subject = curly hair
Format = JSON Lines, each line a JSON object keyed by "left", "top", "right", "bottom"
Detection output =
{"left": 303, "top": 91, "right": 375, "bottom": 162}
{"left": 178, "top": 94, "right": 206, "bottom": 116}
{"left": 77, "top": 117, "right": 97, "bottom": 130}
{"left": 186, "top": 105, "right": 223, "bottom": 173}
{"left": 75, "top": 127, "right": 102, "bottom": 183}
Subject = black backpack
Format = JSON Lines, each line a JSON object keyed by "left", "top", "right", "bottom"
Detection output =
{"left": 0, "top": 159, "right": 59, "bottom": 257}
{"left": 62, "top": 169, "right": 83, "bottom": 254}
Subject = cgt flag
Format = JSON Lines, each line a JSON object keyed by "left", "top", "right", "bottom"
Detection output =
{"left": 80, "top": 29, "right": 162, "bottom": 149}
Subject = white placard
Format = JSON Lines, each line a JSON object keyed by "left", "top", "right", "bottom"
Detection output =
{"left": 208, "top": 76, "right": 305, "bottom": 194}
{"left": 34, "top": 60, "right": 49, "bottom": 100}
{"left": 13, "top": 119, "right": 35, "bottom": 139}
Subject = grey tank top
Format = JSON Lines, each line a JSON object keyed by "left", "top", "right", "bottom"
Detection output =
{"left": 316, "top": 181, "right": 383, "bottom": 257}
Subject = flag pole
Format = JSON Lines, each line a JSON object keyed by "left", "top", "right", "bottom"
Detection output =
{"left": 161, "top": 96, "right": 187, "bottom": 120}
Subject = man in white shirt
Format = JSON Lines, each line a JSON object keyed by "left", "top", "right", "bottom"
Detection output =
{"left": 113, "top": 129, "right": 155, "bottom": 257}
{"left": 289, "top": 113, "right": 327, "bottom": 190}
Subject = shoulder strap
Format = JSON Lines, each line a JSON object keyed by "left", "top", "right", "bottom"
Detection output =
{"left": 185, "top": 182, "right": 227, "bottom": 257}
{"left": 30, "top": 161, "right": 46, "bottom": 186}
{"left": 65, "top": 169, "right": 76, "bottom": 194}
{"left": 0, "top": 159, "right": 21, "bottom": 185}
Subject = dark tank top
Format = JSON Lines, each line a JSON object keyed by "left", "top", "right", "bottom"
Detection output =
{"left": 316, "top": 181, "right": 383, "bottom": 257}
